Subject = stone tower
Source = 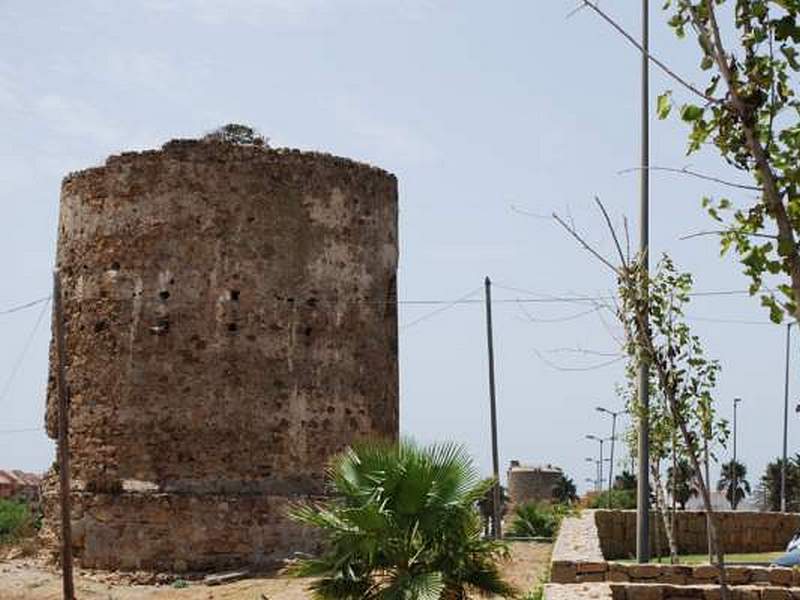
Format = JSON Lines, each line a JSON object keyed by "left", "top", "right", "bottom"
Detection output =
{"left": 43, "top": 139, "right": 399, "bottom": 571}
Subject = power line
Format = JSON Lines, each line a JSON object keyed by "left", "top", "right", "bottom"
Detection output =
{"left": 0, "top": 295, "right": 51, "bottom": 316}
{"left": 400, "top": 286, "right": 483, "bottom": 330}
{"left": 0, "top": 427, "right": 43, "bottom": 435}
{"left": 0, "top": 298, "right": 51, "bottom": 405}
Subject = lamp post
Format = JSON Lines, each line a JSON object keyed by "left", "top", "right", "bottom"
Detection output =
{"left": 586, "top": 457, "right": 600, "bottom": 491}
{"left": 587, "top": 435, "right": 605, "bottom": 495}
{"left": 587, "top": 435, "right": 613, "bottom": 506}
{"left": 597, "top": 407, "right": 628, "bottom": 505}
{"left": 782, "top": 323, "right": 793, "bottom": 512}
{"left": 733, "top": 397, "right": 742, "bottom": 510}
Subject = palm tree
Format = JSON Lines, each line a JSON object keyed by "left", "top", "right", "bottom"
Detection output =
{"left": 613, "top": 470, "right": 637, "bottom": 492}
{"left": 758, "top": 454, "right": 800, "bottom": 512}
{"left": 552, "top": 473, "right": 578, "bottom": 504}
{"left": 717, "top": 460, "right": 751, "bottom": 510}
{"left": 288, "top": 440, "right": 517, "bottom": 599}
{"left": 667, "top": 458, "right": 698, "bottom": 510}
{"left": 476, "top": 484, "right": 510, "bottom": 537}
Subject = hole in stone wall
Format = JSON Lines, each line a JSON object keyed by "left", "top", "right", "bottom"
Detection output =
{"left": 159, "top": 290, "right": 170, "bottom": 301}
{"left": 304, "top": 326, "right": 312, "bottom": 337}
{"left": 227, "top": 323, "right": 238, "bottom": 332}
{"left": 94, "top": 320, "right": 107, "bottom": 333}
{"left": 111, "top": 261, "right": 121, "bottom": 271}
{"left": 230, "top": 290, "right": 240, "bottom": 301}
{"left": 150, "top": 318, "right": 170, "bottom": 335}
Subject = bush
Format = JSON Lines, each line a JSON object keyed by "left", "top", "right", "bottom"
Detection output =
{"left": 507, "top": 502, "right": 574, "bottom": 538}
{"left": 0, "top": 499, "right": 35, "bottom": 543}
{"left": 588, "top": 489, "right": 637, "bottom": 509}
{"left": 288, "top": 440, "right": 517, "bottom": 599}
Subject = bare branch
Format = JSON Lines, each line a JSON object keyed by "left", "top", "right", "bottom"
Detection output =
{"left": 565, "top": 1, "right": 588, "bottom": 19}
{"left": 546, "top": 347, "right": 623, "bottom": 358}
{"left": 618, "top": 165, "right": 761, "bottom": 192}
{"left": 623, "top": 216, "right": 632, "bottom": 265}
{"left": 515, "top": 300, "right": 602, "bottom": 324}
{"left": 594, "top": 196, "right": 628, "bottom": 268}
{"left": 510, "top": 205, "right": 552, "bottom": 220}
{"left": 552, "top": 212, "right": 620, "bottom": 274}
{"left": 680, "top": 230, "right": 779, "bottom": 242}
{"left": 533, "top": 348, "right": 625, "bottom": 372}
{"left": 578, "top": 1, "right": 720, "bottom": 104}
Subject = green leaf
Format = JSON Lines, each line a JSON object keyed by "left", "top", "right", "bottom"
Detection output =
{"left": 680, "top": 104, "right": 704, "bottom": 122}
{"left": 657, "top": 91, "right": 673, "bottom": 119}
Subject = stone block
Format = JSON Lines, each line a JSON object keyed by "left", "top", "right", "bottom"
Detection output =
{"left": 577, "top": 572, "right": 607, "bottom": 583}
{"left": 550, "top": 561, "right": 577, "bottom": 584}
{"left": 726, "top": 567, "right": 753, "bottom": 585}
{"left": 768, "top": 568, "right": 794, "bottom": 587}
{"left": 693, "top": 566, "right": 720, "bottom": 582}
{"left": 577, "top": 561, "right": 608, "bottom": 574}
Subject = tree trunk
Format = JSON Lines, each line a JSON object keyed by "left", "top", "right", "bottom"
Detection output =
{"left": 651, "top": 461, "right": 678, "bottom": 563}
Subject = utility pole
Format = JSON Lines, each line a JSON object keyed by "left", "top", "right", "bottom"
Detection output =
{"left": 782, "top": 323, "right": 792, "bottom": 512}
{"left": 637, "top": 0, "right": 651, "bottom": 565}
{"left": 53, "top": 270, "right": 75, "bottom": 600}
{"left": 484, "top": 276, "right": 502, "bottom": 539}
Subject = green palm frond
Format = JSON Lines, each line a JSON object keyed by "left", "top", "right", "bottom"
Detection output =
{"left": 289, "top": 439, "right": 515, "bottom": 599}
{"left": 378, "top": 570, "right": 445, "bottom": 600}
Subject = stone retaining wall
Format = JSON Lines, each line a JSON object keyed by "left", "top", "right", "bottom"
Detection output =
{"left": 595, "top": 510, "right": 800, "bottom": 559}
{"left": 551, "top": 510, "right": 800, "bottom": 590}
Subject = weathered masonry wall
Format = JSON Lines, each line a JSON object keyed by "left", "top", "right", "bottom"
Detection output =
{"left": 507, "top": 462, "right": 563, "bottom": 506}
{"left": 42, "top": 139, "right": 399, "bottom": 571}
{"left": 594, "top": 510, "right": 800, "bottom": 559}
{"left": 549, "top": 509, "right": 800, "bottom": 598}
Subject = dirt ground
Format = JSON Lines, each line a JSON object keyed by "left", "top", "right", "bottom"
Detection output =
{"left": 0, "top": 542, "right": 551, "bottom": 599}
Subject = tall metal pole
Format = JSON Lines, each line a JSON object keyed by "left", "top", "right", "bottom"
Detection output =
{"left": 636, "top": 0, "right": 651, "bottom": 564}
{"left": 484, "top": 276, "right": 502, "bottom": 539}
{"left": 53, "top": 270, "right": 75, "bottom": 600}
{"left": 608, "top": 414, "right": 618, "bottom": 502}
{"left": 782, "top": 323, "right": 792, "bottom": 512}
{"left": 600, "top": 439, "right": 605, "bottom": 502}
{"left": 733, "top": 397, "right": 741, "bottom": 510}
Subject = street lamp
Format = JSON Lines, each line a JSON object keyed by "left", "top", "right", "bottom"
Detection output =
{"left": 585, "top": 457, "right": 599, "bottom": 491}
{"left": 783, "top": 323, "right": 794, "bottom": 512}
{"left": 597, "top": 406, "right": 628, "bottom": 505}
{"left": 587, "top": 435, "right": 605, "bottom": 495}
{"left": 733, "top": 397, "right": 742, "bottom": 511}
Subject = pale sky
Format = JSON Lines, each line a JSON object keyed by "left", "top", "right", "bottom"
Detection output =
{"left": 0, "top": 1, "right": 793, "bottom": 496}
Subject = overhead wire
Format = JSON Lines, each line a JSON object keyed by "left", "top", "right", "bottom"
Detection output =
{"left": 0, "top": 297, "right": 51, "bottom": 405}
{"left": 0, "top": 295, "right": 51, "bottom": 316}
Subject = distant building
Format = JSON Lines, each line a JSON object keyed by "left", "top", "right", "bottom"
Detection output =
{"left": 0, "top": 470, "right": 41, "bottom": 503}
{"left": 507, "top": 460, "right": 563, "bottom": 506}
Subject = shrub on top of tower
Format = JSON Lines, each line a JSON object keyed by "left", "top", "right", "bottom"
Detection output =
{"left": 202, "top": 123, "right": 268, "bottom": 147}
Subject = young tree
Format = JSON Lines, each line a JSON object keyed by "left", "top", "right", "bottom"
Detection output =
{"left": 579, "top": 0, "right": 800, "bottom": 325}
{"left": 718, "top": 460, "right": 752, "bottom": 510}
{"left": 288, "top": 440, "right": 516, "bottom": 600}
{"left": 658, "top": 0, "right": 800, "bottom": 324}
{"left": 555, "top": 204, "right": 729, "bottom": 590}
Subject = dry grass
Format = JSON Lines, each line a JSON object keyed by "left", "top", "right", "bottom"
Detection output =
{"left": 0, "top": 541, "right": 552, "bottom": 600}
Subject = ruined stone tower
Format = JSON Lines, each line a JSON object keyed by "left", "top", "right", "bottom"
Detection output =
{"left": 43, "top": 139, "right": 399, "bottom": 571}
